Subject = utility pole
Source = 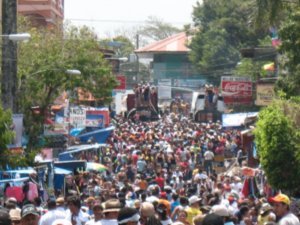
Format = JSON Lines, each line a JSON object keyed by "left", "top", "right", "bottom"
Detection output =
{"left": 135, "top": 34, "right": 140, "bottom": 83}
{"left": 2, "top": 0, "right": 18, "bottom": 112}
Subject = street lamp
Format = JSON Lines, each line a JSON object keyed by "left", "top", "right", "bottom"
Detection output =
{"left": 0, "top": 33, "right": 31, "bottom": 41}
{"left": 28, "top": 68, "right": 81, "bottom": 77}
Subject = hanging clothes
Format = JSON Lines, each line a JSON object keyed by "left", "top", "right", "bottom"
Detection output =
{"left": 5, "top": 186, "right": 24, "bottom": 202}
{"left": 241, "top": 178, "right": 250, "bottom": 197}
{"left": 27, "top": 181, "right": 39, "bottom": 202}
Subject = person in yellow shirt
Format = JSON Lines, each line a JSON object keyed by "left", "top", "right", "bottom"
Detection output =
{"left": 257, "top": 203, "right": 276, "bottom": 225}
{"left": 185, "top": 196, "right": 202, "bottom": 225}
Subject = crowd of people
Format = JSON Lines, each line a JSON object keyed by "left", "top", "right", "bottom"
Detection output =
{"left": 1, "top": 112, "right": 299, "bottom": 225}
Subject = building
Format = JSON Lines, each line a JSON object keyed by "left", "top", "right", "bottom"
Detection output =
{"left": 0, "top": 0, "right": 64, "bottom": 27}
{"left": 18, "top": 0, "right": 64, "bottom": 27}
{"left": 135, "top": 32, "right": 211, "bottom": 92}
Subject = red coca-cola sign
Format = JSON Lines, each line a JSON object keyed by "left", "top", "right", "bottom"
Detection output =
{"left": 114, "top": 75, "right": 126, "bottom": 91}
{"left": 221, "top": 76, "right": 253, "bottom": 104}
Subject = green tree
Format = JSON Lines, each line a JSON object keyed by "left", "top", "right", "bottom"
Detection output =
{"left": 275, "top": 8, "right": 300, "bottom": 98}
{"left": 17, "top": 20, "right": 116, "bottom": 147}
{"left": 99, "top": 35, "right": 135, "bottom": 58}
{"left": 0, "top": 106, "right": 14, "bottom": 168}
{"left": 189, "top": 0, "right": 269, "bottom": 75}
{"left": 138, "top": 16, "right": 181, "bottom": 42}
{"left": 254, "top": 99, "right": 300, "bottom": 192}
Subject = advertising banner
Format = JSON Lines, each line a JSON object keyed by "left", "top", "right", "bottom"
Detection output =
{"left": 256, "top": 83, "right": 275, "bottom": 106}
{"left": 86, "top": 112, "right": 105, "bottom": 128}
{"left": 221, "top": 76, "right": 253, "bottom": 104}
{"left": 158, "top": 79, "right": 172, "bottom": 100}
{"left": 44, "top": 123, "right": 68, "bottom": 135}
{"left": 173, "top": 79, "right": 206, "bottom": 89}
{"left": 70, "top": 107, "right": 86, "bottom": 128}
{"left": 85, "top": 108, "right": 110, "bottom": 128}
{"left": 11, "top": 114, "right": 23, "bottom": 147}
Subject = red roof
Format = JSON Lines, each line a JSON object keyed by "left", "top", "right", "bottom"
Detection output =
{"left": 135, "top": 32, "right": 189, "bottom": 53}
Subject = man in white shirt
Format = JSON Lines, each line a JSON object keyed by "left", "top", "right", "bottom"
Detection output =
{"left": 137, "top": 157, "right": 147, "bottom": 173}
{"left": 270, "top": 193, "right": 300, "bottom": 225}
{"left": 65, "top": 196, "right": 90, "bottom": 225}
{"left": 55, "top": 197, "right": 66, "bottom": 213}
{"left": 39, "top": 199, "right": 65, "bottom": 225}
{"left": 204, "top": 150, "right": 214, "bottom": 175}
{"left": 86, "top": 200, "right": 103, "bottom": 225}
{"left": 99, "top": 199, "right": 121, "bottom": 225}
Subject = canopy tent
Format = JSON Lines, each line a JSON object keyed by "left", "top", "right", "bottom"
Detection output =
{"left": 54, "top": 167, "right": 72, "bottom": 175}
{"left": 0, "top": 168, "right": 36, "bottom": 179}
{"left": 0, "top": 177, "right": 29, "bottom": 184}
{"left": 86, "top": 162, "right": 108, "bottom": 172}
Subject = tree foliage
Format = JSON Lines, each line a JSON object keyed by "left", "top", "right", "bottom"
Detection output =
{"left": 256, "top": 0, "right": 298, "bottom": 26}
{"left": 17, "top": 18, "right": 116, "bottom": 147}
{"left": 275, "top": 8, "right": 300, "bottom": 98}
{"left": 0, "top": 106, "right": 14, "bottom": 168}
{"left": 189, "top": 0, "right": 269, "bottom": 74}
{"left": 254, "top": 99, "right": 300, "bottom": 192}
{"left": 139, "top": 16, "right": 181, "bottom": 42}
{"left": 99, "top": 35, "right": 135, "bottom": 58}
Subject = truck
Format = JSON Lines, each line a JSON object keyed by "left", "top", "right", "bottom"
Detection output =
{"left": 190, "top": 87, "right": 227, "bottom": 122}
{"left": 126, "top": 90, "right": 159, "bottom": 121}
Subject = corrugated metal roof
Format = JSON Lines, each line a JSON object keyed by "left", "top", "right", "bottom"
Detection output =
{"left": 135, "top": 32, "right": 189, "bottom": 53}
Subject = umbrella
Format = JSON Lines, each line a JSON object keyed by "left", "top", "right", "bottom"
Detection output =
{"left": 86, "top": 162, "right": 108, "bottom": 172}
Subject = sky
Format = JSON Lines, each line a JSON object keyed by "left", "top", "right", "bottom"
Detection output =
{"left": 64, "top": 0, "right": 199, "bottom": 38}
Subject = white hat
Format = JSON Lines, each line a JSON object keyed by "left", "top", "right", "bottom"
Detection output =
{"left": 189, "top": 195, "right": 202, "bottom": 205}
{"left": 52, "top": 219, "right": 72, "bottom": 225}
{"left": 172, "top": 222, "right": 185, "bottom": 225}
{"left": 210, "top": 205, "right": 230, "bottom": 217}
{"left": 260, "top": 203, "right": 273, "bottom": 215}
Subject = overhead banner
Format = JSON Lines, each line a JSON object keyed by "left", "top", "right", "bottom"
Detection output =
{"left": 70, "top": 107, "right": 86, "bottom": 128}
{"left": 256, "top": 83, "right": 275, "bottom": 106}
{"left": 221, "top": 76, "right": 252, "bottom": 104}
{"left": 158, "top": 79, "right": 172, "bottom": 100}
{"left": 173, "top": 79, "right": 206, "bottom": 89}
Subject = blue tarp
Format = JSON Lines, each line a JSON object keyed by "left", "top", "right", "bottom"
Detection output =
{"left": 73, "top": 126, "right": 115, "bottom": 144}
{"left": 58, "top": 143, "right": 108, "bottom": 161}
{"left": 53, "top": 167, "right": 72, "bottom": 191}
{"left": 54, "top": 167, "right": 72, "bottom": 175}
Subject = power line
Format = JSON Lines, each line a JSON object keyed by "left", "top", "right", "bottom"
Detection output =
{"left": 65, "top": 18, "right": 189, "bottom": 25}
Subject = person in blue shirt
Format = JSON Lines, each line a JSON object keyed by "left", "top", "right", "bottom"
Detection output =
{"left": 171, "top": 194, "right": 180, "bottom": 213}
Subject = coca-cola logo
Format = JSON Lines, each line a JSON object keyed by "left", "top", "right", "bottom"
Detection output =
{"left": 223, "top": 82, "right": 252, "bottom": 93}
